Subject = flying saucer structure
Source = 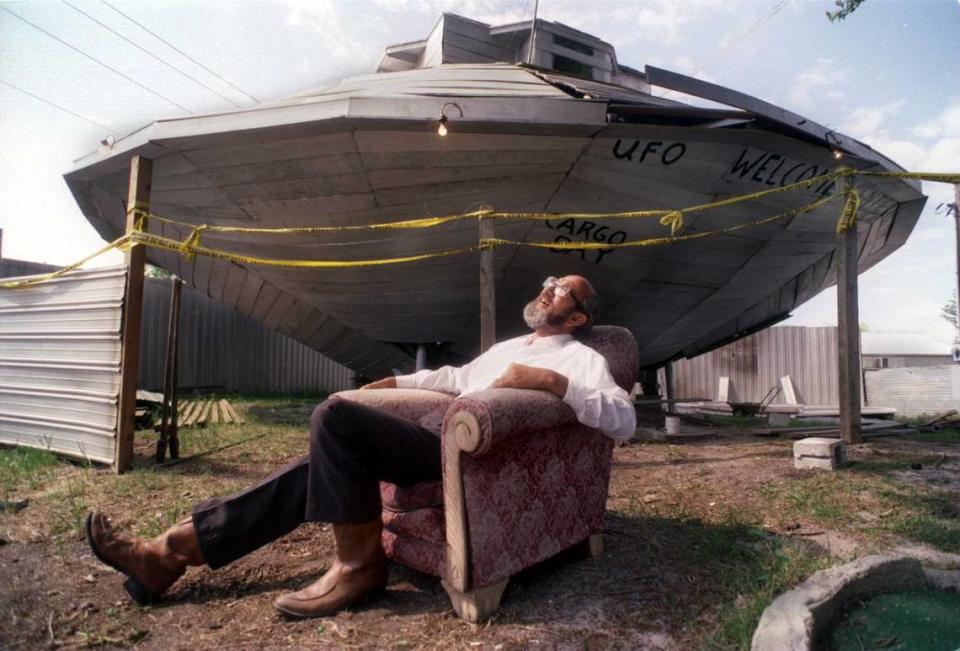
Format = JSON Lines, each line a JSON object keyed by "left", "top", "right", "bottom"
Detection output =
{"left": 64, "top": 14, "right": 926, "bottom": 377}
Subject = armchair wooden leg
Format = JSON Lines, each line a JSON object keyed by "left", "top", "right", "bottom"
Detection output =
{"left": 587, "top": 533, "right": 604, "bottom": 558}
{"left": 574, "top": 532, "right": 604, "bottom": 559}
{"left": 441, "top": 578, "right": 508, "bottom": 623}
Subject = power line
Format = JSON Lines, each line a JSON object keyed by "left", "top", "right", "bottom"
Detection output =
{"left": 62, "top": 0, "right": 243, "bottom": 108}
{"left": 101, "top": 0, "right": 260, "bottom": 103}
{"left": 727, "top": 0, "right": 790, "bottom": 44}
{"left": 0, "top": 79, "right": 112, "bottom": 131}
{"left": 0, "top": 5, "right": 191, "bottom": 112}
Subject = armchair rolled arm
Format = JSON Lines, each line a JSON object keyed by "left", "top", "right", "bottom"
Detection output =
{"left": 333, "top": 388, "right": 455, "bottom": 424}
{"left": 443, "top": 388, "right": 578, "bottom": 456}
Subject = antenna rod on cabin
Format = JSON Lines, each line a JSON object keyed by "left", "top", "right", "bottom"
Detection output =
{"left": 527, "top": 0, "right": 539, "bottom": 65}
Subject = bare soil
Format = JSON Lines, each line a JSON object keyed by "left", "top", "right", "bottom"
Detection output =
{"left": 1, "top": 404, "right": 957, "bottom": 650}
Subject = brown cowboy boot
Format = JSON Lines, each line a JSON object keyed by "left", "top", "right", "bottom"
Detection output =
{"left": 85, "top": 512, "right": 204, "bottom": 605}
{"left": 273, "top": 520, "right": 388, "bottom": 618}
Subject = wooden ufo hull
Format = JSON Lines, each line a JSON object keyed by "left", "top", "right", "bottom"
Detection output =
{"left": 64, "top": 64, "right": 926, "bottom": 377}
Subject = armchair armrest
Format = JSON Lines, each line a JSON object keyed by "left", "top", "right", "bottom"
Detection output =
{"left": 333, "top": 388, "right": 455, "bottom": 425}
{"left": 442, "top": 388, "right": 577, "bottom": 456}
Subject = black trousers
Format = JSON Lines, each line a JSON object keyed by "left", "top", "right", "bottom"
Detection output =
{"left": 191, "top": 397, "right": 442, "bottom": 569}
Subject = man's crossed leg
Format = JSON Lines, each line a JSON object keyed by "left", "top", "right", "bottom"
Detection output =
{"left": 86, "top": 397, "right": 442, "bottom": 618}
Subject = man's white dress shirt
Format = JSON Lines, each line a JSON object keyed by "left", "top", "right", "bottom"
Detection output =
{"left": 395, "top": 334, "right": 636, "bottom": 441}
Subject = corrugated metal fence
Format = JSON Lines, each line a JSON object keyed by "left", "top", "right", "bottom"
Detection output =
{"left": 139, "top": 277, "right": 353, "bottom": 394}
{"left": 665, "top": 326, "right": 840, "bottom": 405}
{"left": 0, "top": 266, "right": 125, "bottom": 464}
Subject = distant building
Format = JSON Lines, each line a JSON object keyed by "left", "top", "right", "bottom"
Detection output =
{"left": 860, "top": 332, "right": 953, "bottom": 369}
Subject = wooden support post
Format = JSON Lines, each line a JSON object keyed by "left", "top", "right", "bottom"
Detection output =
{"left": 415, "top": 343, "right": 427, "bottom": 371}
{"left": 479, "top": 217, "right": 496, "bottom": 353}
{"left": 168, "top": 278, "right": 181, "bottom": 459}
{"left": 663, "top": 362, "right": 675, "bottom": 409}
{"left": 115, "top": 155, "right": 152, "bottom": 472}
{"left": 836, "top": 192, "right": 863, "bottom": 445}
{"left": 156, "top": 276, "right": 182, "bottom": 462}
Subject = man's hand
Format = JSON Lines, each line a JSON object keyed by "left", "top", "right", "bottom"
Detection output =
{"left": 360, "top": 377, "right": 397, "bottom": 390}
{"left": 489, "top": 363, "right": 568, "bottom": 398}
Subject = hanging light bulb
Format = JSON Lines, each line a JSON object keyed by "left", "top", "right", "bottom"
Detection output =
{"left": 436, "top": 102, "right": 462, "bottom": 137}
{"left": 833, "top": 149, "right": 844, "bottom": 160}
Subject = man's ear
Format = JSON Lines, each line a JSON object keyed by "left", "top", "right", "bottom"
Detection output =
{"left": 565, "top": 311, "right": 588, "bottom": 329}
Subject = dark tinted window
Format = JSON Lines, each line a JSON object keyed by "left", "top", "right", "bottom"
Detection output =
{"left": 553, "top": 34, "right": 594, "bottom": 56}
{"left": 553, "top": 54, "right": 593, "bottom": 78}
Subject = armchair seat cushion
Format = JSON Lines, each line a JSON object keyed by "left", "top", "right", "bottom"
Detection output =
{"left": 380, "top": 480, "right": 443, "bottom": 512}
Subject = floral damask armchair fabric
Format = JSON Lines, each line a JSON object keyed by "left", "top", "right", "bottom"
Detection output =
{"left": 334, "top": 325, "right": 638, "bottom": 622}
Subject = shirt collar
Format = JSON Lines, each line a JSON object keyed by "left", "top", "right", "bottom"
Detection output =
{"left": 524, "top": 333, "right": 573, "bottom": 347}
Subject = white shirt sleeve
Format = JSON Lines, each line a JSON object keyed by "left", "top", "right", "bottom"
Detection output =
{"left": 394, "top": 345, "right": 493, "bottom": 393}
{"left": 561, "top": 350, "right": 637, "bottom": 441}
{"left": 395, "top": 365, "right": 464, "bottom": 393}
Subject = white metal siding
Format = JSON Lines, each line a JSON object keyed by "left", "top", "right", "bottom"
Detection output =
{"left": 864, "top": 365, "right": 960, "bottom": 417}
{"left": 0, "top": 266, "right": 125, "bottom": 464}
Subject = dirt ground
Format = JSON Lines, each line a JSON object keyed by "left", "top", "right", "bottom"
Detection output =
{"left": 1, "top": 401, "right": 958, "bottom": 650}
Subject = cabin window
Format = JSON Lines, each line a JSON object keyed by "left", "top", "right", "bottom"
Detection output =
{"left": 553, "top": 54, "right": 593, "bottom": 78}
{"left": 553, "top": 34, "right": 594, "bottom": 56}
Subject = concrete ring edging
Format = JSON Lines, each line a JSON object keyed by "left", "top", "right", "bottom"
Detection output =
{"left": 751, "top": 547, "right": 960, "bottom": 651}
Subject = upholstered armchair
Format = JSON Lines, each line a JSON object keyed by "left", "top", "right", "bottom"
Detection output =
{"left": 333, "top": 326, "right": 638, "bottom": 622}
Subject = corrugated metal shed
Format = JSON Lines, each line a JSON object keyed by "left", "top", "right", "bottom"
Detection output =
{"left": 864, "top": 365, "right": 960, "bottom": 417}
{"left": 138, "top": 278, "right": 354, "bottom": 394}
{"left": 665, "top": 325, "right": 839, "bottom": 405}
{"left": 0, "top": 266, "right": 125, "bottom": 464}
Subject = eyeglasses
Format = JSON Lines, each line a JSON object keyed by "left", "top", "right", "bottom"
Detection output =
{"left": 542, "top": 276, "right": 586, "bottom": 314}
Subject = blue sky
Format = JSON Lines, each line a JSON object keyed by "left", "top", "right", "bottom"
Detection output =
{"left": 1, "top": 0, "right": 958, "bottom": 342}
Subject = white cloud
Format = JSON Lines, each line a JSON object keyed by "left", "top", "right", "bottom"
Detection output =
{"left": 787, "top": 59, "right": 848, "bottom": 112}
{"left": 284, "top": 0, "right": 370, "bottom": 65}
{"left": 839, "top": 100, "right": 904, "bottom": 139}
{"left": 912, "top": 98, "right": 960, "bottom": 139}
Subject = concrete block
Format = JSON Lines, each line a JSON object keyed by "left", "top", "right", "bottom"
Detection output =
{"left": 793, "top": 437, "right": 846, "bottom": 470}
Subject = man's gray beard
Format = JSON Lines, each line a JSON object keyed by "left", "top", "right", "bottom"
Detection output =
{"left": 523, "top": 300, "right": 568, "bottom": 330}
{"left": 523, "top": 300, "right": 548, "bottom": 329}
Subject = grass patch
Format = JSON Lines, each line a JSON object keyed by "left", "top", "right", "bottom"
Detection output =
{"left": 910, "top": 428, "right": 960, "bottom": 444}
{"left": 0, "top": 446, "right": 61, "bottom": 502}
{"left": 701, "top": 536, "right": 825, "bottom": 650}
{"left": 756, "top": 456, "right": 960, "bottom": 553}
{"left": 704, "top": 415, "right": 767, "bottom": 428}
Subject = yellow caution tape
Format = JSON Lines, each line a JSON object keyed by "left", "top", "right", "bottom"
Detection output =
{"left": 0, "top": 235, "right": 131, "bottom": 289}
{"left": 836, "top": 187, "right": 862, "bottom": 235}
{"left": 487, "top": 194, "right": 841, "bottom": 251}
{"left": 1, "top": 168, "right": 954, "bottom": 289}
{"left": 127, "top": 231, "right": 483, "bottom": 269}
{"left": 856, "top": 171, "right": 960, "bottom": 184}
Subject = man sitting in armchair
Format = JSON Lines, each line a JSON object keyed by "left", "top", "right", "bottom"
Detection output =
{"left": 86, "top": 274, "right": 636, "bottom": 618}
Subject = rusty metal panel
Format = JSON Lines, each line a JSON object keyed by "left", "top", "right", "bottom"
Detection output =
{"left": 669, "top": 326, "right": 840, "bottom": 405}
{"left": 864, "top": 365, "right": 960, "bottom": 417}
{"left": 0, "top": 266, "right": 125, "bottom": 464}
{"left": 138, "top": 278, "right": 353, "bottom": 394}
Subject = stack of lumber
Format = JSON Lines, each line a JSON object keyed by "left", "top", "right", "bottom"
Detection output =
{"left": 154, "top": 399, "right": 244, "bottom": 430}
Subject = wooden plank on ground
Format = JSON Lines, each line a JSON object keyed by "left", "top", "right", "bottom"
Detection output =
{"left": 718, "top": 376, "right": 730, "bottom": 403}
{"left": 196, "top": 401, "right": 211, "bottom": 427}
{"left": 223, "top": 400, "right": 244, "bottom": 424}
{"left": 210, "top": 401, "right": 220, "bottom": 424}
{"left": 218, "top": 399, "right": 232, "bottom": 424}
{"left": 781, "top": 375, "right": 798, "bottom": 405}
